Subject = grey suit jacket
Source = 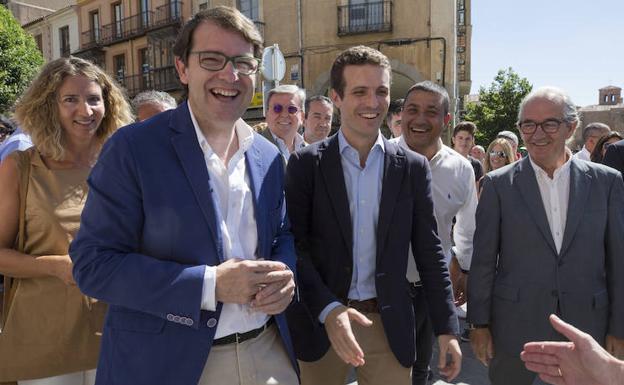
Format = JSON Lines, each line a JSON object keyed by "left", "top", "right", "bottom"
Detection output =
{"left": 468, "top": 156, "right": 624, "bottom": 355}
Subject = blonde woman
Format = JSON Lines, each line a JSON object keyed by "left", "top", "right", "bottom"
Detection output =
{"left": 478, "top": 138, "right": 516, "bottom": 196}
{"left": 0, "top": 57, "right": 132, "bottom": 385}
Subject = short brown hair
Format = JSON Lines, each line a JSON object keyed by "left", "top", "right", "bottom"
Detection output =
{"left": 453, "top": 121, "right": 477, "bottom": 138}
{"left": 13, "top": 56, "right": 132, "bottom": 161}
{"left": 173, "top": 6, "right": 263, "bottom": 65}
{"left": 330, "top": 45, "right": 391, "bottom": 98}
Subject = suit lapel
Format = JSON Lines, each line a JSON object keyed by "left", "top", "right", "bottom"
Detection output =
{"left": 245, "top": 134, "right": 267, "bottom": 257}
{"left": 559, "top": 159, "right": 592, "bottom": 257}
{"left": 376, "top": 139, "right": 404, "bottom": 266}
{"left": 169, "top": 102, "right": 224, "bottom": 262}
{"left": 319, "top": 136, "right": 353, "bottom": 256}
{"left": 514, "top": 158, "right": 558, "bottom": 255}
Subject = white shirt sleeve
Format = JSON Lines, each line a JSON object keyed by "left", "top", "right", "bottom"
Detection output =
{"left": 319, "top": 301, "right": 343, "bottom": 324}
{"left": 201, "top": 265, "right": 217, "bottom": 311}
{"left": 453, "top": 165, "right": 478, "bottom": 271}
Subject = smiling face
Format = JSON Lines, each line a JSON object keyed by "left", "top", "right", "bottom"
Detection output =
{"left": 488, "top": 143, "right": 508, "bottom": 170}
{"left": 401, "top": 90, "right": 451, "bottom": 157}
{"left": 331, "top": 64, "right": 390, "bottom": 142}
{"left": 519, "top": 97, "right": 575, "bottom": 172}
{"left": 266, "top": 92, "right": 304, "bottom": 140}
{"left": 57, "top": 75, "right": 105, "bottom": 145}
{"left": 303, "top": 100, "right": 333, "bottom": 143}
{"left": 175, "top": 21, "right": 255, "bottom": 129}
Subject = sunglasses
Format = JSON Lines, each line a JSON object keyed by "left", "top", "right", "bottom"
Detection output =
{"left": 272, "top": 104, "right": 300, "bottom": 115}
{"left": 489, "top": 151, "right": 507, "bottom": 159}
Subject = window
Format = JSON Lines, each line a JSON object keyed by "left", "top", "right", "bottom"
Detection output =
{"left": 90, "top": 10, "right": 100, "bottom": 42}
{"left": 59, "top": 26, "right": 70, "bottom": 57}
{"left": 139, "top": 0, "right": 150, "bottom": 27}
{"left": 139, "top": 47, "right": 150, "bottom": 89}
{"left": 112, "top": 2, "right": 123, "bottom": 38}
{"left": 34, "top": 34, "right": 43, "bottom": 53}
{"left": 114, "top": 54, "right": 126, "bottom": 84}
{"left": 199, "top": 2, "right": 209, "bottom": 10}
{"left": 237, "top": 0, "right": 259, "bottom": 20}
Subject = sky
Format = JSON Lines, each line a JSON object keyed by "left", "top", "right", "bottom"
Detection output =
{"left": 471, "top": 0, "right": 624, "bottom": 107}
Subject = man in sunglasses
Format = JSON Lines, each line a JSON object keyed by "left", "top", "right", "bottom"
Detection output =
{"left": 70, "top": 6, "right": 298, "bottom": 385}
{"left": 468, "top": 86, "right": 624, "bottom": 385}
{"left": 259, "top": 84, "right": 307, "bottom": 162}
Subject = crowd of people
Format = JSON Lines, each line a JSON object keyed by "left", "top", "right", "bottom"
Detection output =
{"left": 0, "top": 5, "right": 623, "bottom": 385}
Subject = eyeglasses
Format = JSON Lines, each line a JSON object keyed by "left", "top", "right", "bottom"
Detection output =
{"left": 518, "top": 118, "right": 564, "bottom": 134}
{"left": 489, "top": 151, "right": 507, "bottom": 159}
{"left": 189, "top": 51, "right": 260, "bottom": 75}
{"left": 271, "top": 104, "right": 300, "bottom": 115}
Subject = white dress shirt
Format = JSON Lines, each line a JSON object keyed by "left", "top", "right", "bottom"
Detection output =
{"left": 573, "top": 146, "right": 591, "bottom": 162}
{"left": 396, "top": 138, "right": 477, "bottom": 282}
{"left": 529, "top": 155, "right": 572, "bottom": 254}
{"left": 188, "top": 104, "right": 269, "bottom": 338}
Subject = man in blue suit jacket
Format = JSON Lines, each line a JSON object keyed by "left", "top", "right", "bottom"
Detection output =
{"left": 285, "top": 45, "right": 461, "bottom": 385}
{"left": 70, "top": 7, "right": 298, "bottom": 385}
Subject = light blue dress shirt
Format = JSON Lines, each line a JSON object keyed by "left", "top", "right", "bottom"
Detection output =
{"left": 318, "top": 130, "right": 385, "bottom": 323}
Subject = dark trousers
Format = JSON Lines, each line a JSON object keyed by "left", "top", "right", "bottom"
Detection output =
{"left": 411, "top": 284, "right": 434, "bottom": 385}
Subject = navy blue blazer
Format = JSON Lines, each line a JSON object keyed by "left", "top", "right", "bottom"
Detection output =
{"left": 70, "top": 102, "right": 298, "bottom": 385}
{"left": 284, "top": 134, "right": 458, "bottom": 368}
{"left": 603, "top": 138, "right": 624, "bottom": 175}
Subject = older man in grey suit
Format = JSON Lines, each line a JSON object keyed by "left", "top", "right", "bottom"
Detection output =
{"left": 467, "top": 86, "right": 624, "bottom": 385}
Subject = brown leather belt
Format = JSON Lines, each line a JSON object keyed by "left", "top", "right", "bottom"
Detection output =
{"left": 212, "top": 317, "right": 274, "bottom": 346}
{"left": 347, "top": 298, "right": 378, "bottom": 313}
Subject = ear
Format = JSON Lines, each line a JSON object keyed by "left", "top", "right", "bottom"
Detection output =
{"left": 443, "top": 113, "right": 452, "bottom": 126}
{"left": 565, "top": 121, "right": 578, "bottom": 140}
{"left": 330, "top": 89, "right": 342, "bottom": 108}
{"left": 174, "top": 56, "right": 189, "bottom": 85}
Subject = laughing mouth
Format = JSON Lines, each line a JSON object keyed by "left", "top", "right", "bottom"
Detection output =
{"left": 211, "top": 88, "right": 239, "bottom": 98}
{"left": 359, "top": 113, "right": 379, "bottom": 119}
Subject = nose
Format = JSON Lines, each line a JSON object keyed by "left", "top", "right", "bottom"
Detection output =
{"left": 78, "top": 99, "right": 93, "bottom": 116}
{"left": 217, "top": 60, "right": 240, "bottom": 82}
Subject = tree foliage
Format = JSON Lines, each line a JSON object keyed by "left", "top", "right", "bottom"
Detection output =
{"left": 464, "top": 68, "right": 532, "bottom": 147}
{"left": 0, "top": 6, "right": 43, "bottom": 114}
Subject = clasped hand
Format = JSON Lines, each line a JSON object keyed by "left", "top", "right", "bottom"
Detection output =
{"left": 215, "top": 258, "right": 295, "bottom": 314}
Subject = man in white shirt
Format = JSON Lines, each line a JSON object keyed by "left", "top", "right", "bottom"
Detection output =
{"left": 70, "top": 6, "right": 298, "bottom": 385}
{"left": 468, "top": 87, "right": 624, "bottom": 385}
{"left": 573, "top": 122, "right": 610, "bottom": 161}
{"left": 260, "top": 84, "right": 306, "bottom": 162}
{"left": 397, "top": 81, "right": 477, "bottom": 385}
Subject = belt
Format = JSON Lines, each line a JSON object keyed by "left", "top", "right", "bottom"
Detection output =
{"left": 411, "top": 281, "right": 423, "bottom": 288}
{"left": 212, "top": 317, "right": 274, "bottom": 346}
{"left": 347, "top": 298, "right": 378, "bottom": 313}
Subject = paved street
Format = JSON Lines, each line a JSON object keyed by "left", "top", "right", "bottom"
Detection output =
{"left": 348, "top": 319, "right": 490, "bottom": 385}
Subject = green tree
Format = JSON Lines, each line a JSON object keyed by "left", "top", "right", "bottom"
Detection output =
{"left": 0, "top": 6, "right": 43, "bottom": 114}
{"left": 465, "top": 68, "right": 532, "bottom": 147}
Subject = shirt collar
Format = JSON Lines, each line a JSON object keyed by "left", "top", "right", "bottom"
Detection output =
{"left": 337, "top": 129, "right": 386, "bottom": 156}
{"left": 188, "top": 102, "right": 254, "bottom": 157}
{"left": 528, "top": 148, "right": 572, "bottom": 181}
{"left": 270, "top": 130, "right": 305, "bottom": 151}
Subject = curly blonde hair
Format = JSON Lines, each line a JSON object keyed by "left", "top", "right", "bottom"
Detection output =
{"left": 13, "top": 56, "right": 133, "bottom": 161}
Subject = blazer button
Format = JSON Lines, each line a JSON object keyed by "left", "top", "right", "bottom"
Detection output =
{"left": 185, "top": 318, "right": 194, "bottom": 326}
{"left": 173, "top": 315, "right": 181, "bottom": 323}
{"left": 166, "top": 314, "right": 175, "bottom": 321}
{"left": 207, "top": 318, "right": 217, "bottom": 328}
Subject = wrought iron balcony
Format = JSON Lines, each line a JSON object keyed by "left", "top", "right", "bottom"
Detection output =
{"left": 120, "top": 66, "right": 180, "bottom": 97}
{"left": 80, "top": 29, "right": 102, "bottom": 50}
{"left": 100, "top": 12, "right": 154, "bottom": 45}
{"left": 337, "top": 1, "right": 392, "bottom": 36}
{"left": 152, "top": 1, "right": 183, "bottom": 28}
{"left": 254, "top": 20, "right": 265, "bottom": 40}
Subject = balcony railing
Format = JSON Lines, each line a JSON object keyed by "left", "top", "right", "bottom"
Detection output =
{"left": 338, "top": 1, "right": 392, "bottom": 36}
{"left": 254, "top": 20, "right": 265, "bottom": 40}
{"left": 79, "top": 2, "right": 183, "bottom": 49}
{"left": 153, "top": 1, "right": 183, "bottom": 28}
{"left": 119, "top": 66, "right": 180, "bottom": 97}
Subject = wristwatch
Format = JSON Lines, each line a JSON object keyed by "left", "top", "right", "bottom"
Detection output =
{"left": 467, "top": 323, "right": 489, "bottom": 330}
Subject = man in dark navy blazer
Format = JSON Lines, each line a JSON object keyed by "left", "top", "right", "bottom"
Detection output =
{"left": 603, "top": 138, "right": 624, "bottom": 175}
{"left": 69, "top": 7, "right": 298, "bottom": 385}
{"left": 285, "top": 45, "right": 461, "bottom": 385}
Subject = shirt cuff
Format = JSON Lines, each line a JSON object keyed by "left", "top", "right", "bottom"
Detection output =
{"left": 319, "top": 301, "right": 342, "bottom": 324}
{"left": 201, "top": 265, "right": 217, "bottom": 311}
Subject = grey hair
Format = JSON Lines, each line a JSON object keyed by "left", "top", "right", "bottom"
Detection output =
{"left": 517, "top": 86, "right": 578, "bottom": 125}
{"left": 496, "top": 130, "right": 519, "bottom": 146}
{"left": 582, "top": 122, "right": 611, "bottom": 143}
{"left": 132, "top": 90, "right": 177, "bottom": 112}
{"left": 404, "top": 81, "right": 450, "bottom": 115}
{"left": 266, "top": 84, "right": 306, "bottom": 112}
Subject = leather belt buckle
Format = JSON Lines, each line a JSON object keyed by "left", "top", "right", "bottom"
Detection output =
{"left": 213, "top": 317, "right": 274, "bottom": 346}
